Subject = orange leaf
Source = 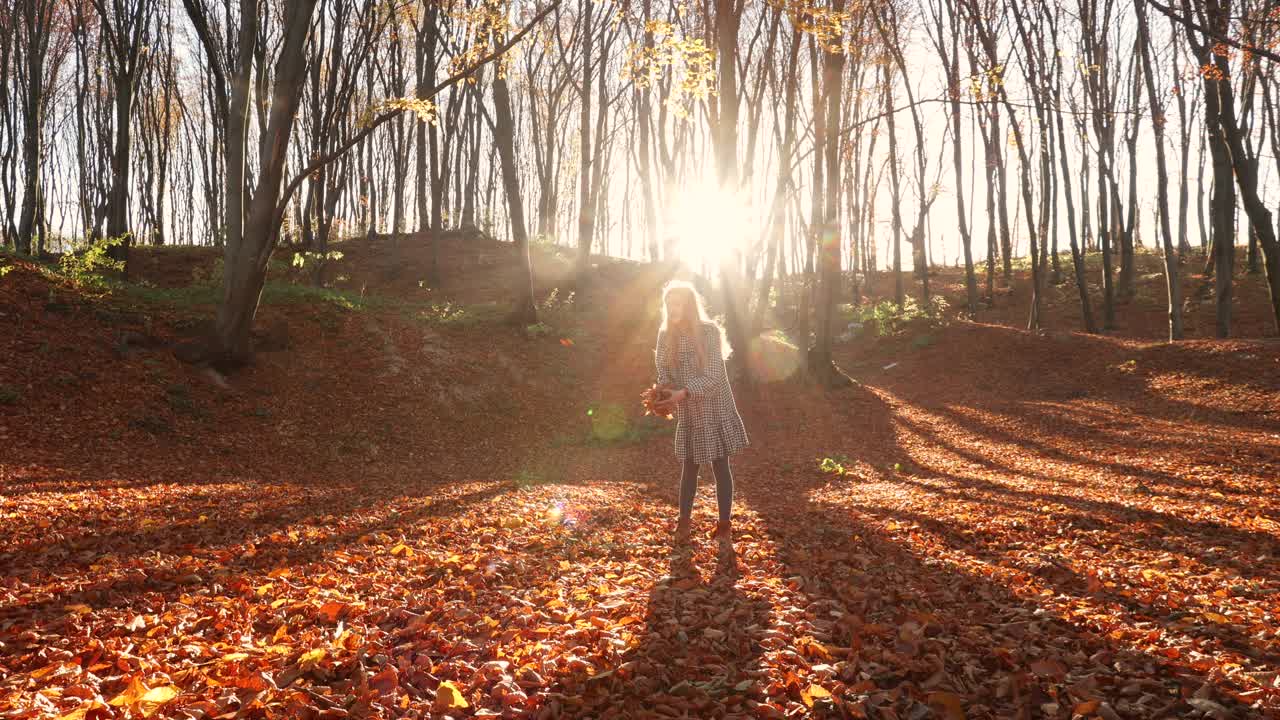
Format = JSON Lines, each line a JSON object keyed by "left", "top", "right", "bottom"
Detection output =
{"left": 1073, "top": 700, "right": 1101, "bottom": 715}
{"left": 433, "top": 680, "right": 469, "bottom": 712}
{"left": 108, "top": 676, "right": 148, "bottom": 706}
{"left": 800, "top": 683, "right": 831, "bottom": 708}
{"left": 298, "top": 648, "right": 326, "bottom": 669}
{"left": 108, "top": 678, "right": 178, "bottom": 717}
{"left": 139, "top": 686, "right": 179, "bottom": 717}
{"left": 927, "top": 691, "right": 966, "bottom": 720}
{"left": 235, "top": 672, "right": 275, "bottom": 692}
{"left": 318, "top": 601, "right": 347, "bottom": 622}
{"left": 370, "top": 666, "right": 399, "bottom": 695}
{"left": 57, "top": 701, "right": 105, "bottom": 720}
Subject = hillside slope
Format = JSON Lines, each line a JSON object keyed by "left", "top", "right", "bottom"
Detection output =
{"left": 2, "top": 240, "right": 1279, "bottom": 718}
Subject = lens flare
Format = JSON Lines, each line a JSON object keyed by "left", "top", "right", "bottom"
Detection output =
{"left": 745, "top": 331, "right": 802, "bottom": 383}
{"left": 590, "top": 402, "right": 628, "bottom": 442}
{"left": 668, "top": 181, "right": 753, "bottom": 269}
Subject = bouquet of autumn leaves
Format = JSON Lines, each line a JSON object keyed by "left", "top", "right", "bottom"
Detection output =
{"left": 642, "top": 383, "right": 677, "bottom": 420}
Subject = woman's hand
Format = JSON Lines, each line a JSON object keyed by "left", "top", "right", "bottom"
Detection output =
{"left": 651, "top": 389, "right": 686, "bottom": 416}
{"left": 643, "top": 383, "right": 676, "bottom": 418}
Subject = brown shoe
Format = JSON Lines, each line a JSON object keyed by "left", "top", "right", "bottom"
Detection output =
{"left": 714, "top": 520, "right": 732, "bottom": 542}
{"left": 675, "top": 518, "right": 691, "bottom": 545}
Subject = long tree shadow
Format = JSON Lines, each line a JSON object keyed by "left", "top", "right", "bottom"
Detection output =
{"left": 0, "top": 476, "right": 517, "bottom": 632}
{"left": 720, "top": 364, "right": 1276, "bottom": 713}
{"left": 885, "top": 397, "right": 1280, "bottom": 586}
{"left": 925, "top": 399, "right": 1278, "bottom": 497}
{"left": 890, "top": 405, "right": 1272, "bottom": 510}
{"left": 738, "top": 473, "right": 1269, "bottom": 716}
{"left": 885, "top": 464, "right": 1280, "bottom": 583}
{"left": 849, "top": 499, "right": 1280, "bottom": 673}
{"left": 0, "top": 458, "right": 500, "bottom": 573}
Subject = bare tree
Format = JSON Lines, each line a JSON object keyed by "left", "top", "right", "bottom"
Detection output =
{"left": 90, "top": 0, "right": 156, "bottom": 272}
{"left": 1134, "top": 0, "right": 1183, "bottom": 340}
{"left": 928, "top": 0, "right": 977, "bottom": 315}
{"left": 14, "top": 0, "right": 64, "bottom": 254}
{"left": 1155, "top": 0, "right": 1280, "bottom": 333}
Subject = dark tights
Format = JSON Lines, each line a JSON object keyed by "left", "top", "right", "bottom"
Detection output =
{"left": 679, "top": 457, "right": 734, "bottom": 523}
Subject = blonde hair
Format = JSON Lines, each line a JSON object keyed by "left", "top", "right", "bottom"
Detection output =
{"left": 659, "top": 280, "right": 727, "bottom": 373}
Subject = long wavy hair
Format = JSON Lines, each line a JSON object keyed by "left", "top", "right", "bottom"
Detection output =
{"left": 659, "top": 280, "right": 727, "bottom": 373}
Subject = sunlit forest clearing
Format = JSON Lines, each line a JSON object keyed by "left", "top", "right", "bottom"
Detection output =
{"left": 3, "top": 0, "right": 1280, "bottom": 718}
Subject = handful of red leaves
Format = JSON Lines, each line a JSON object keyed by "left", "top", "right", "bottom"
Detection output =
{"left": 642, "top": 383, "right": 676, "bottom": 420}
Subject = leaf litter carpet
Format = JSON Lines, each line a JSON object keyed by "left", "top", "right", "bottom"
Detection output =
{"left": 2, "top": 261, "right": 1280, "bottom": 719}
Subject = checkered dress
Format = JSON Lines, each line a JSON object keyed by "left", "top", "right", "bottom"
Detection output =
{"left": 655, "top": 322, "right": 749, "bottom": 464}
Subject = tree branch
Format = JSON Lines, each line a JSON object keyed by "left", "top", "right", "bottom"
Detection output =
{"left": 786, "top": 94, "right": 1139, "bottom": 175}
{"left": 1145, "top": 0, "right": 1280, "bottom": 64}
{"left": 276, "top": 0, "right": 562, "bottom": 219}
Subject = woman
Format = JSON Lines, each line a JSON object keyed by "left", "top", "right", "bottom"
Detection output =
{"left": 653, "top": 281, "right": 749, "bottom": 547}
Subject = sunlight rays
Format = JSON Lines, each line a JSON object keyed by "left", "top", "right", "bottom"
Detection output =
{"left": 667, "top": 181, "right": 754, "bottom": 270}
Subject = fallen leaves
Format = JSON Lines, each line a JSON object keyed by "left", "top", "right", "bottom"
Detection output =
{"left": 927, "top": 690, "right": 965, "bottom": 720}
{"left": 297, "top": 648, "right": 326, "bottom": 669}
{"left": 433, "top": 680, "right": 469, "bottom": 712}
{"left": 3, "top": 254, "right": 1279, "bottom": 719}
{"left": 108, "top": 676, "right": 179, "bottom": 717}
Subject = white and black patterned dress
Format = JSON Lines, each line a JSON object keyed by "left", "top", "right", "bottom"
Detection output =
{"left": 655, "top": 322, "right": 750, "bottom": 464}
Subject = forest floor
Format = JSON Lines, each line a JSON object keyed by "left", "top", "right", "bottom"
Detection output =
{"left": 2, "top": 238, "right": 1279, "bottom": 720}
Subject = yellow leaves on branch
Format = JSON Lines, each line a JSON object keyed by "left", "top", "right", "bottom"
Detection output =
{"left": 766, "top": 0, "right": 844, "bottom": 39}
{"left": 622, "top": 21, "right": 715, "bottom": 119}
{"left": 967, "top": 65, "right": 1004, "bottom": 101}
{"left": 449, "top": 0, "right": 518, "bottom": 79}
{"left": 767, "top": 0, "right": 870, "bottom": 54}
{"left": 357, "top": 97, "right": 438, "bottom": 129}
{"left": 1200, "top": 62, "right": 1226, "bottom": 81}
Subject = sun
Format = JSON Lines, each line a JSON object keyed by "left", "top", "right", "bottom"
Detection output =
{"left": 667, "top": 181, "right": 752, "bottom": 269}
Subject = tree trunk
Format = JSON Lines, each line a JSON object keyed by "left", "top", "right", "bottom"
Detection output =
{"left": 1134, "top": 0, "right": 1182, "bottom": 340}
{"left": 492, "top": 73, "right": 538, "bottom": 325}
{"left": 574, "top": 0, "right": 594, "bottom": 283}
{"left": 1170, "top": 33, "right": 1193, "bottom": 255}
{"left": 1118, "top": 59, "right": 1141, "bottom": 300}
{"left": 1050, "top": 19, "right": 1096, "bottom": 333}
{"left": 754, "top": 25, "right": 801, "bottom": 332}
{"left": 884, "top": 65, "right": 904, "bottom": 308}
{"left": 638, "top": 0, "right": 658, "bottom": 262}
{"left": 797, "top": 35, "right": 821, "bottom": 356}
{"left": 200, "top": 0, "right": 317, "bottom": 366}
{"left": 1097, "top": 143, "right": 1116, "bottom": 329}
{"left": 713, "top": 0, "right": 749, "bottom": 379}
{"left": 1201, "top": 70, "right": 1235, "bottom": 337}
{"left": 1174, "top": 0, "right": 1280, "bottom": 334}
{"left": 105, "top": 73, "right": 136, "bottom": 272}
{"left": 811, "top": 0, "right": 846, "bottom": 386}
{"left": 15, "top": 0, "right": 54, "bottom": 256}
